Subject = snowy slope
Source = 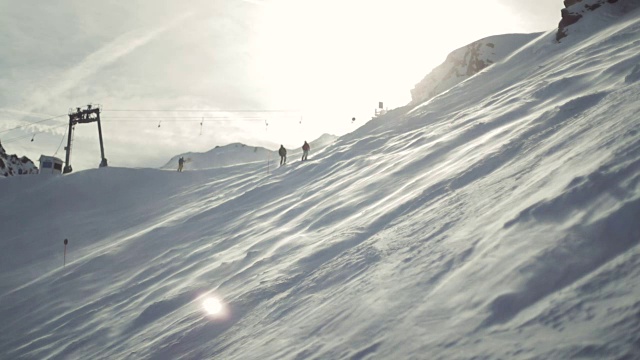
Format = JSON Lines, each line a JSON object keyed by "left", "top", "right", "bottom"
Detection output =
{"left": 410, "top": 33, "right": 540, "bottom": 105}
{"left": 2, "top": 5, "right": 640, "bottom": 360}
{"left": 161, "top": 134, "right": 337, "bottom": 171}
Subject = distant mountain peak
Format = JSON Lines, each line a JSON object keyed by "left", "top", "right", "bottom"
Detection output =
{"left": 162, "top": 134, "right": 338, "bottom": 171}
{"left": 410, "top": 33, "right": 540, "bottom": 106}
{"left": 0, "top": 141, "right": 38, "bottom": 177}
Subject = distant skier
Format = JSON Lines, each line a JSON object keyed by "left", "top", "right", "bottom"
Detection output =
{"left": 279, "top": 145, "right": 287, "bottom": 166}
{"left": 301, "top": 141, "right": 310, "bottom": 161}
{"left": 177, "top": 157, "right": 184, "bottom": 172}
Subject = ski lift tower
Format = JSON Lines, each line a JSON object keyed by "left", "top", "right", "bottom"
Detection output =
{"left": 375, "top": 102, "right": 387, "bottom": 117}
{"left": 63, "top": 104, "right": 108, "bottom": 174}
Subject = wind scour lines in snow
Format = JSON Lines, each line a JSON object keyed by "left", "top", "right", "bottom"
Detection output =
{"left": 3, "top": 7, "right": 640, "bottom": 359}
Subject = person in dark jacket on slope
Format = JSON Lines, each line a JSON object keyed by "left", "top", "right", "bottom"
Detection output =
{"left": 279, "top": 145, "right": 287, "bottom": 166}
{"left": 177, "top": 157, "right": 184, "bottom": 172}
{"left": 301, "top": 141, "right": 310, "bottom": 161}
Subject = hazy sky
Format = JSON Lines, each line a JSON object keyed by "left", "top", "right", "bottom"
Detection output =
{"left": 0, "top": 0, "right": 563, "bottom": 170}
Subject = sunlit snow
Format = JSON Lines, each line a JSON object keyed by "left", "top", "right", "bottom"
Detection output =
{"left": 1, "top": 3, "right": 639, "bottom": 360}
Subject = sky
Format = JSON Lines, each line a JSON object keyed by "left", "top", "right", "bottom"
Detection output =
{"left": 0, "top": 0, "right": 563, "bottom": 170}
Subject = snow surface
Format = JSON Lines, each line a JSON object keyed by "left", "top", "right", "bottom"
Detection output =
{"left": 2, "top": 5, "right": 640, "bottom": 360}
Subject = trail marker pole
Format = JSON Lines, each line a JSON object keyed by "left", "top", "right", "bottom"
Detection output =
{"left": 63, "top": 239, "right": 68, "bottom": 267}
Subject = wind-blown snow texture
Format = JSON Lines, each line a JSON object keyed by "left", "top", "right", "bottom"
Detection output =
{"left": 2, "top": 5, "right": 640, "bottom": 360}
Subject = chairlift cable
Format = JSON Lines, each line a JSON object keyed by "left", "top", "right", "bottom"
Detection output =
{"left": 2, "top": 123, "right": 68, "bottom": 144}
{"left": 103, "top": 109, "right": 301, "bottom": 113}
{"left": 0, "top": 114, "right": 67, "bottom": 134}
{"left": 102, "top": 117, "right": 273, "bottom": 121}
{"left": 53, "top": 126, "right": 69, "bottom": 157}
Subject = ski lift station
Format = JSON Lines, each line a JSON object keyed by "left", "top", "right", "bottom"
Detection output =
{"left": 39, "top": 155, "right": 63, "bottom": 175}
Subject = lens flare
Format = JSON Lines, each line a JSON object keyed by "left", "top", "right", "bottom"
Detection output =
{"left": 202, "top": 297, "right": 224, "bottom": 316}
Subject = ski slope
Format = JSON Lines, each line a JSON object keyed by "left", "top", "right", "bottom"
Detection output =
{"left": 1, "top": 4, "right": 640, "bottom": 360}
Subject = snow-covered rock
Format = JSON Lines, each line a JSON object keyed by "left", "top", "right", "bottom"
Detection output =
{"left": 306, "top": 133, "right": 339, "bottom": 152}
{"left": 557, "top": 0, "right": 640, "bottom": 41}
{"left": 410, "top": 33, "right": 540, "bottom": 105}
{"left": 0, "top": 141, "right": 38, "bottom": 177}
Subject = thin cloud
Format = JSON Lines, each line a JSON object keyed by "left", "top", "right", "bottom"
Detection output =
{"left": 0, "top": 108, "right": 58, "bottom": 118}
{"left": 239, "top": 0, "right": 267, "bottom": 5}
{"left": 29, "top": 12, "right": 194, "bottom": 111}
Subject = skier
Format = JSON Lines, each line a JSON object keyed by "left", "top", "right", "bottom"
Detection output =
{"left": 177, "top": 157, "right": 184, "bottom": 172}
{"left": 301, "top": 141, "right": 310, "bottom": 161}
{"left": 279, "top": 145, "right": 287, "bottom": 166}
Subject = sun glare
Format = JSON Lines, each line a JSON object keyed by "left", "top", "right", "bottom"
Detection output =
{"left": 251, "top": 0, "right": 448, "bottom": 131}
{"left": 245, "top": 0, "right": 529, "bottom": 144}
{"left": 202, "top": 296, "right": 225, "bottom": 317}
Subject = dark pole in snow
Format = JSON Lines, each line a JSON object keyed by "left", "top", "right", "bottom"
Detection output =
{"left": 63, "top": 239, "right": 68, "bottom": 267}
{"left": 63, "top": 112, "right": 75, "bottom": 173}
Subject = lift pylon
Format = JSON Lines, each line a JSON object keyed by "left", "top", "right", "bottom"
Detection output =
{"left": 63, "top": 104, "right": 108, "bottom": 174}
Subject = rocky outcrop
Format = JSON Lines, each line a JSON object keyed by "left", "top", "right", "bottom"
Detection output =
{"left": 556, "top": 0, "right": 635, "bottom": 41}
{"left": 0, "top": 141, "right": 38, "bottom": 177}
{"left": 410, "top": 33, "right": 539, "bottom": 106}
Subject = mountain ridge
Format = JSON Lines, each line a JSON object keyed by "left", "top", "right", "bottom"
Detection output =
{"left": 410, "top": 33, "right": 542, "bottom": 106}
{"left": 0, "top": 141, "right": 38, "bottom": 177}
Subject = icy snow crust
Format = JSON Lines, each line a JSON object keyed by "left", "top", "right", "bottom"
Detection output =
{"left": 2, "top": 7, "right": 640, "bottom": 360}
